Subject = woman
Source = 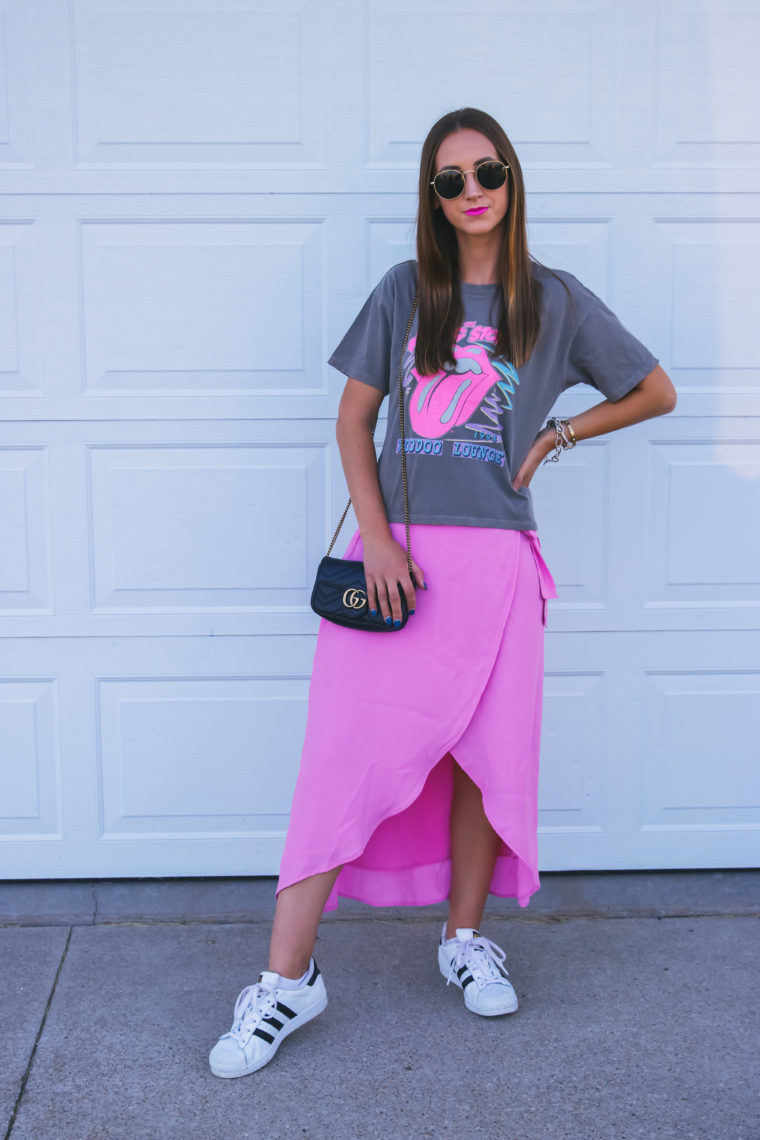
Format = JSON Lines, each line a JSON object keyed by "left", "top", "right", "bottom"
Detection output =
{"left": 209, "top": 108, "right": 676, "bottom": 1078}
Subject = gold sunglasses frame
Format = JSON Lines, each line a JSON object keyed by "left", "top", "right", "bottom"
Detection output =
{"left": 430, "top": 160, "right": 510, "bottom": 200}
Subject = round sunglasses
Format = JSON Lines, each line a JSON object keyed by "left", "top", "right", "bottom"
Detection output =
{"left": 430, "top": 160, "right": 510, "bottom": 201}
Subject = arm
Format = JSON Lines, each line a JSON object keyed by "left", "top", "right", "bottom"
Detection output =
{"left": 335, "top": 378, "right": 427, "bottom": 624}
{"left": 512, "top": 364, "right": 677, "bottom": 490}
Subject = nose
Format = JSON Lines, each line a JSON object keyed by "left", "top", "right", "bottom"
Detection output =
{"left": 463, "top": 169, "right": 482, "bottom": 199}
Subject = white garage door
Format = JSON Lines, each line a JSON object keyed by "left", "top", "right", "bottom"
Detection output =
{"left": 1, "top": 0, "right": 758, "bottom": 878}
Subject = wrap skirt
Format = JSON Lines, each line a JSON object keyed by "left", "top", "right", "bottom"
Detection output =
{"left": 277, "top": 521, "right": 558, "bottom": 912}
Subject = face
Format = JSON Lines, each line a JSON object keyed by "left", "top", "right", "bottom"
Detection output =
{"left": 432, "top": 128, "right": 509, "bottom": 238}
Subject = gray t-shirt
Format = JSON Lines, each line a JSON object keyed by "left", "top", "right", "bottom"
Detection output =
{"left": 328, "top": 260, "right": 658, "bottom": 531}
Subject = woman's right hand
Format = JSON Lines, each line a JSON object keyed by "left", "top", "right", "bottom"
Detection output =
{"left": 361, "top": 531, "right": 427, "bottom": 626}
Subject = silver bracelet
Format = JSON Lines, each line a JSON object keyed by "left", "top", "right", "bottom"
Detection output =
{"left": 542, "top": 418, "right": 577, "bottom": 464}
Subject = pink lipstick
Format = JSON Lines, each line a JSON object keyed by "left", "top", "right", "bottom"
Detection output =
{"left": 465, "top": 207, "right": 488, "bottom": 216}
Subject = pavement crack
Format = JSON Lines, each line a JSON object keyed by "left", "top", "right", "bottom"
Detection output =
{"left": 91, "top": 883, "right": 98, "bottom": 925}
{"left": 4, "top": 926, "right": 73, "bottom": 1140}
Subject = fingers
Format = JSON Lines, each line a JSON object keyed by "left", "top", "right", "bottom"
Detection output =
{"left": 367, "top": 576, "right": 404, "bottom": 627}
{"left": 387, "top": 580, "right": 405, "bottom": 627}
{"left": 366, "top": 572, "right": 417, "bottom": 626}
{"left": 411, "top": 561, "right": 428, "bottom": 596}
{"left": 403, "top": 559, "right": 429, "bottom": 613}
{"left": 391, "top": 560, "right": 426, "bottom": 622}
{"left": 362, "top": 543, "right": 428, "bottom": 627}
{"left": 366, "top": 578, "right": 381, "bottom": 621}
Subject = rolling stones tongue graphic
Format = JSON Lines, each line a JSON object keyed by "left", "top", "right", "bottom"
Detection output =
{"left": 405, "top": 339, "right": 519, "bottom": 440}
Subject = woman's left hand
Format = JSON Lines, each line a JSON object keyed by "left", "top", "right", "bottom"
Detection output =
{"left": 511, "top": 427, "right": 554, "bottom": 491}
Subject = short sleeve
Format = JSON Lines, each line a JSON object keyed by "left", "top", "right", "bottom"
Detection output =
{"left": 328, "top": 267, "right": 400, "bottom": 395}
{"left": 564, "top": 288, "right": 659, "bottom": 402}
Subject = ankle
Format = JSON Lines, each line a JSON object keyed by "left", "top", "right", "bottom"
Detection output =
{"left": 445, "top": 919, "right": 481, "bottom": 940}
{"left": 268, "top": 958, "right": 311, "bottom": 982}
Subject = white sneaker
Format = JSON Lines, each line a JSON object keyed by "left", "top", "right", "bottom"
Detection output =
{"left": 209, "top": 959, "right": 327, "bottom": 1077}
{"left": 438, "top": 926, "right": 518, "bottom": 1016}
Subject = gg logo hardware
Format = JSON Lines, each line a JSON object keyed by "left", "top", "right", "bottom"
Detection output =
{"left": 342, "top": 587, "right": 367, "bottom": 610}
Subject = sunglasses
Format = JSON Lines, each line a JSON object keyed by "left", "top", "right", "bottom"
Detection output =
{"left": 430, "top": 160, "right": 510, "bottom": 201}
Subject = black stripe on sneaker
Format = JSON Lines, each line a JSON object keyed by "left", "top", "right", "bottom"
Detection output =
{"left": 307, "top": 962, "right": 320, "bottom": 987}
{"left": 253, "top": 1028, "right": 275, "bottom": 1044}
{"left": 263, "top": 1016, "right": 284, "bottom": 1031}
{"left": 460, "top": 974, "right": 474, "bottom": 989}
{"left": 457, "top": 966, "right": 469, "bottom": 980}
{"left": 276, "top": 1001, "right": 297, "bottom": 1019}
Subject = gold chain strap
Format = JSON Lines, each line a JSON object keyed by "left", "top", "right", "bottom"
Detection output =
{"left": 327, "top": 290, "right": 420, "bottom": 579}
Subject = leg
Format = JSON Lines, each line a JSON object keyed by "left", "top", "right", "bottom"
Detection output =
{"left": 438, "top": 760, "right": 518, "bottom": 1017}
{"left": 445, "top": 759, "right": 501, "bottom": 937}
{"left": 210, "top": 866, "right": 340, "bottom": 1079}
{"left": 268, "top": 864, "right": 343, "bottom": 978}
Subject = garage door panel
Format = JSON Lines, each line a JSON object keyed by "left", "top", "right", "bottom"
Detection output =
{"left": 364, "top": 0, "right": 615, "bottom": 168}
{"left": 529, "top": 220, "right": 612, "bottom": 303}
{"left": 651, "top": 219, "right": 760, "bottom": 383}
{"left": 536, "top": 415, "right": 760, "bottom": 632}
{"left": 2, "top": 419, "right": 339, "bottom": 639}
{"left": 538, "top": 671, "right": 606, "bottom": 833}
{"left": 97, "top": 677, "right": 307, "bottom": 838}
{"left": 647, "top": 440, "right": 760, "bottom": 604}
{"left": 0, "top": 447, "right": 52, "bottom": 613}
{"left": 1, "top": 635, "right": 318, "bottom": 876}
{"left": 539, "top": 633, "right": 760, "bottom": 868}
{"left": 655, "top": 0, "right": 760, "bottom": 168}
{"left": 71, "top": 0, "right": 327, "bottom": 168}
{"left": 642, "top": 670, "right": 760, "bottom": 826}
{"left": 0, "top": 0, "right": 37, "bottom": 168}
{"left": 366, "top": 219, "right": 416, "bottom": 291}
{"left": 79, "top": 219, "right": 327, "bottom": 395}
{"left": 0, "top": 221, "right": 43, "bottom": 395}
{"left": 88, "top": 444, "right": 327, "bottom": 612}
{"left": 0, "top": 679, "right": 61, "bottom": 839}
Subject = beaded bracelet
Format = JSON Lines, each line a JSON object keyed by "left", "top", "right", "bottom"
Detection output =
{"left": 542, "top": 417, "right": 577, "bottom": 464}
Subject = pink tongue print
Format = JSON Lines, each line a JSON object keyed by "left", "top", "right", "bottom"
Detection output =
{"left": 409, "top": 344, "right": 501, "bottom": 439}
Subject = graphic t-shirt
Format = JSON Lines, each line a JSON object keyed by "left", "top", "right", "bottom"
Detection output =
{"left": 328, "top": 260, "right": 659, "bottom": 531}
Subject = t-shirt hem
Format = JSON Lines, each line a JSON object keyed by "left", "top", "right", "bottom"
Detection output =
{"left": 386, "top": 514, "right": 538, "bottom": 531}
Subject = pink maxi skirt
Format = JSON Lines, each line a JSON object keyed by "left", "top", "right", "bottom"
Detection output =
{"left": 277, "top": 522, "right": 558, "bottom": 913}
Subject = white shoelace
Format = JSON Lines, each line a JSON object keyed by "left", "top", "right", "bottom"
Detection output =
{"left": 227, "top": 980, "right": 278, "bottom": 1043}
{"left": 445, "top": 933, "right": 510, "bottom": 988}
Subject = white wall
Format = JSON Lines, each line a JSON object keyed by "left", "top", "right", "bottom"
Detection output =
{"left": 1, "top": 0, "right": 758, "bottom": 877}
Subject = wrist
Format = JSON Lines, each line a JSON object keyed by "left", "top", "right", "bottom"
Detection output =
{"left": 360, "top": 522, "right": 393, "bottom": 545}
{"left": 537, "top": 426, "right": 556, "bottom": 457}
{"left": 544, "top": 417, "right": 577, "bottom": 459}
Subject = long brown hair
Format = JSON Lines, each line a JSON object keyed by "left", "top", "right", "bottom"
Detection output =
{"left": 415, "top": 108, "right": 542, "bottom": 374}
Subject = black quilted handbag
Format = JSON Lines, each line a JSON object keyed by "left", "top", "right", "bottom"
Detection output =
{"left": 310, "top": 292, "right": 418, "bottom": 632}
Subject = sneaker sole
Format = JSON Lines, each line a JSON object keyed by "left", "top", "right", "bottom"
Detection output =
{"left": 438, "top": 947, "right": 518, "bottom": 1017}
{"left": 209, "top": 990, "right": 328, "bottom": 1078}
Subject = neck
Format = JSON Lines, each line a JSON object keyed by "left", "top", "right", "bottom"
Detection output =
{"left": 456, "top": 231, "right": 502, "bottom": 285}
